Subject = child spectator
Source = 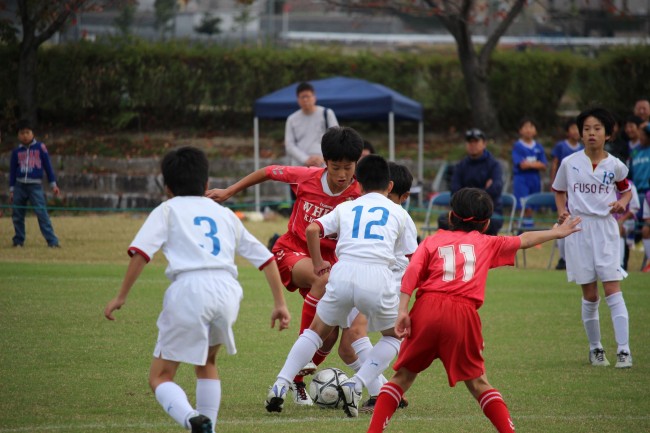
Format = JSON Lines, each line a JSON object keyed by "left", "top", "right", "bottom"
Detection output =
{"left": 9, "top": 119, "right": 60, "bottom": 248}
{"left": 642, "top": 191, "right": 650, "bottom": 272}
{"left": 550, "top": 118, "right": 583, "bottom": 269}
{"left": 265, "top": 155, "right": 418, "bottom": 418}
{"left": 207, "top": 126, "right": 363, "bottom": 406}
{"left": 365, "top": 188, "right": 581, "bottom": 433}
{"left": 104, "top": 146, "right": 291, "bottom": 433}
{"left": 623, "top": 115, "right": 643, "bottom": 161}
{"left": 512, "top": 117, "right": 547, "bottom": 228}
{"left": 553, "top": 107, "right": 633, "bottom": 369}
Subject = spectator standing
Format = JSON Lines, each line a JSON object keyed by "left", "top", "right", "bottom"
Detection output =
{"left": 633, "top": 98, "right": 650, "bottom": 124}
{"left": 550, "top": 119, "right": 584, "bottom": 269}
{"left": 285, "top": 81, "right": 338, "bottom": 168}
{"left": 9, "top": 119, "right": 60, "bottom": 248}
{"left": 438, "top": 128, "right": 504, "bottom": 235}
{"left": 511, "top": 117, "right": 547, "bottom": 228}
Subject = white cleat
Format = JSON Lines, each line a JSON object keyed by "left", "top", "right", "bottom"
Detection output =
{"left": 265, "top": 381, "right": 289, "bottom": 413}
{"left": 298, "top": 360, "right": 317, "bottom": 376}
{"left": 615, "top": 351, "right": 633, "bottom": 368}
{"left": 589, "top": 348, "right": 610, "bottom": 367}
{"left": 291, "top": 381, "right": 314, "bottom": 406}
{"left": 338, "top": 378, "right": 361, "bottom": 417}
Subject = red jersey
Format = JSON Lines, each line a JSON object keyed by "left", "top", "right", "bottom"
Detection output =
{"left": 401, "top": 230, "right": 521, "bottom": 309}
{"left": 265, "top": 165, "right": 360, "bottom": 251}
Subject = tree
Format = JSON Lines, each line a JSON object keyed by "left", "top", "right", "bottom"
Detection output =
{"left": 114, "top": 0, "right": 137, "bottom": 37}
{"left": 12, "top": 1, "right": 98, "bottom": 127}
{"left": 328, "top": 0, "right": 527, "bottom": 134}
{"left": 194, "top": 12, "right": 222, "bottom": 38}
{"left": 154, "top": 0, "right": 176, "bottom": 40}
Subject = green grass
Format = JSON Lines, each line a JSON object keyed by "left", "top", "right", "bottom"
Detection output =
{"left": 0, "top": 215, "right": 649, "bottom": 432}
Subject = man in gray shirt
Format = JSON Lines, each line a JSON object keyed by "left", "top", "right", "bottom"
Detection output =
{"left": 285, "top": 82, "right": 339, "bottom": 167}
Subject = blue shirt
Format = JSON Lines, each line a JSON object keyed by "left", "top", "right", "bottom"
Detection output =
{"left": 512, "top": 139, "right": 548, "bottom": 177}
{"left": 551, "top": 140, "right": 583, "bottom": 163}
{"left": 9, "top": 139, "right": 57, "bottom": 192}
{"left": 630, "top": 146, "right": 650, "bottom": 193}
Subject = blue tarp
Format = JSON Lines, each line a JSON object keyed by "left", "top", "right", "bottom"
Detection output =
{"left": 254, "top": 76, "right": 423, "bottom": 122}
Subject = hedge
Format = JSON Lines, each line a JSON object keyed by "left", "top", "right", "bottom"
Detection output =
{"left": 3, "top": 40, "right": 645, "bottom": 132}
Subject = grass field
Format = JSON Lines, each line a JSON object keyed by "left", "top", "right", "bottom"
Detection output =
{"left": 1, "top": 214, "right": 649, "bottom": 433}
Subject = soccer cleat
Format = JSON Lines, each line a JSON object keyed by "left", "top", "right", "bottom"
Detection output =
{"left": 265, "top": 381, "right": 289, "bottom": 413}
{"left": 589, "top": 348, "right": 610, "bottom": 367}
{"left": 555, "top": 258, "right": 566, "bottom": 270}
{"left": 291, "top": 381, "right": 314, "bottom": 406}
{"left": 398, "top": 395, "right": 409, "bottom": 409}
{"left": 298, "top": 360, "right": 317, "bottom": 376}
{"left": 188, "top": 414, "right": 212, "bottom": 433}
{"left": 643, "top": 263, "right": 650, "bottom": 273}
{"left": 338, "top": 378, "right": 361, "bottom": 418}
{"left": 615, "top": 351, "right": 633, "bottom": 368}
{"left": 359, "top": 396, "right": 377, "bottom": 413}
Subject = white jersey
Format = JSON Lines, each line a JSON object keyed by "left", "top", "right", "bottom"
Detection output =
{"left": 315, "top": 192, "right": 418, "bottom": 267}
{"left": 552, "top": 150, "right": 630, "bottom": 217}
{"left": 130, "top": 196, "right": 273, "bottom": 280}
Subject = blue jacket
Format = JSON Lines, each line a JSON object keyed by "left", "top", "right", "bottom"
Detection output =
{"left": 9, "top": 140, "right": 57, "bottom": 192}
{"left": 451, "top": 150, "right": 503, "bottom": 214}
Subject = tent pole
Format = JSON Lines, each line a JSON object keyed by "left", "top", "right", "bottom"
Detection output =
{"left": 254, "top": 116, "right": 260, "bottom": 213}
{"left": 389, "top": 112, "right": 395, "bottom": 162}
{"left": 418, "top": 120, "right": 424, "bottom": 208}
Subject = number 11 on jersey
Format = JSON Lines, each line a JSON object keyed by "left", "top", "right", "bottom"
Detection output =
{"left": 438, "top": 244, "right": 476, "bottom": 282}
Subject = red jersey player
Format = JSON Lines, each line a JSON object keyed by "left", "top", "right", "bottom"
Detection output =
{"left": 206, "top": 126, "right": 363, "bottom": 404}
{"left": 366, "top": 188, "right": 582, "bottom": 433}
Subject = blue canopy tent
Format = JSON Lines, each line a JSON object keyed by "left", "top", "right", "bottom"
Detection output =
{"left": 252, "top": 76, "right": 424, "bottom": 211}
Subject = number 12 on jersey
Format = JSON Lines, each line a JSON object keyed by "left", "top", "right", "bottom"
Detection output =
{"left": 438, "top": 244, "right": 476, "bottom": 282}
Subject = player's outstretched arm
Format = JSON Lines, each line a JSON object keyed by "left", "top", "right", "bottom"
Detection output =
{"left": 104, "top": 254, "right": 147, "bottom": 321}
{"left": 206, "top": 168, "right": 270, "bottom": 203}
{"left": 519, "top": 216, "right": 582, "bottom": 250}
{"left": 261, "top": 261, "right": 291, "bottom": 331}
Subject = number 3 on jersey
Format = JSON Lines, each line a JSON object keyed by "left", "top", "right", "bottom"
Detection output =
{"left": 194, "top": 216, "right": 221, "bottom": 255}
{"left": 438, "top": 244, "right": 476, "bottom": 282}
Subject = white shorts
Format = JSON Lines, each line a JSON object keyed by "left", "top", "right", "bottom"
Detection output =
{"left": 318, "top": 261, "right": 397, "bottom": 333}
{"left": 154, "top": 269, "right": 243, "bottom": 365}
{"left": 565, "top": 215, "right": 628, "bottom": 284}
{"left": 345, "top": 269, "right": 404, "bottom": 328}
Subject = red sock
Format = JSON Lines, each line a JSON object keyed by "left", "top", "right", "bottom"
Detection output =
{"left": 300, "top": 294, "right": 319, "bottom": 335}
{"left": 367, "top": 382, "right": 403, "bottom": 433}
{"left": 312, "top": 349, "right": 329, "bottom": 366}
{"left": 478, "top": 389, "right": 515, "bottom": 433}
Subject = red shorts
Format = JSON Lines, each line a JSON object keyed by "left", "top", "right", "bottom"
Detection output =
{"left": 393, "top": 293, "right": 484, "bottom": 387}
{"left": 271, "top": 233, "right": 337, "bottom": 298}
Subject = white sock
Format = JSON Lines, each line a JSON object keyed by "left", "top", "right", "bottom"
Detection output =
{"left": 154, "top": 381, "right": 197, "bottom": 429}
{"left": 643, "top": 239, "right": 650, "bottom": 259}
{"left": 346, "top": 359, "right": 362, "bottom": 372}
{"left": 354, "top": 336, "right": 401, "bottom": 393}
{"left": 277, "top": 329, "right": 322, "bottom": 384}
{"left": 581, "top": 298, "right": 602, "bottom": 351}
{"left": 605, "top": 292, "right": 630, "bottom": 354}
{"left": 196, "top": 379, "right": 220, "bottom": 432}
{"left": 352, "top": 337, "right": 373, "bottom": 362}
{"left": 619, "top": 237, "right": 626, "bottom": 268}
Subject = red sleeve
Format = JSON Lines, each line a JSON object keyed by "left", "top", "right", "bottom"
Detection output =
{"left": 265, "top": 165, "right": 319, "bottom": 184}
{"left": 616, "top": 178, "right": 630, "bottom": 192}
{"left": 489, "top": 235, "right": 521, "bottom": 269}
{"left": 128, "top": 247, "right": 150, "bottom": 262}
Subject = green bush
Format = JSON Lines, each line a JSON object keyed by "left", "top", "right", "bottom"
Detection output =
{"left": 0, "top": 40, "right": 601, "bottom": 132}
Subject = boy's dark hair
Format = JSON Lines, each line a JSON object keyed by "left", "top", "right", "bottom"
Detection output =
{"left": 388, "top": 162, "right": 413, "bottom": 197}
{"left": 448, "top": 188, "right": 493, "bottom": 233}
{"left": 161, "top": 146, "right": 209, "bottom": 197}
{"left": 16, "top": 119, "right": 33, "bottom": 132}
{"left": 321, "top": 126, "right": 363, "bottom": 162}
{"left": 518, "top": 117, "right": 537, "bottom": 130}
{"left": 363, "top": 140, "right": 376, "bottom": 154}
{"left": 576, "top": 107, "right": 616, "bottom": 137}
{"left": 625, "top": 115, "right": 644, "bottom": 126}
{"left": 564, "top": 118, "right": 577, "bottom": 131}
{"left": 296, "top": 81, "right": 314, "bottom": 95}
{"left": 356, "top": 154, "right": 390, "bottom": 192}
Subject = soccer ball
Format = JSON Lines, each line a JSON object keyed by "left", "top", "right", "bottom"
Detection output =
{"left": 308, "top": 367, "right": 349, "bottom": 409}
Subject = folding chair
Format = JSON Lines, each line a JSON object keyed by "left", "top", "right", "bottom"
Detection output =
{"left": 420, "top": 191, "right": 451, "bottom": 238}
{"left": 498, "top": 192, "right": 517, "bottom": 234}
{"left": 515, "top": 192, "right": 559, "bottom": 269}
